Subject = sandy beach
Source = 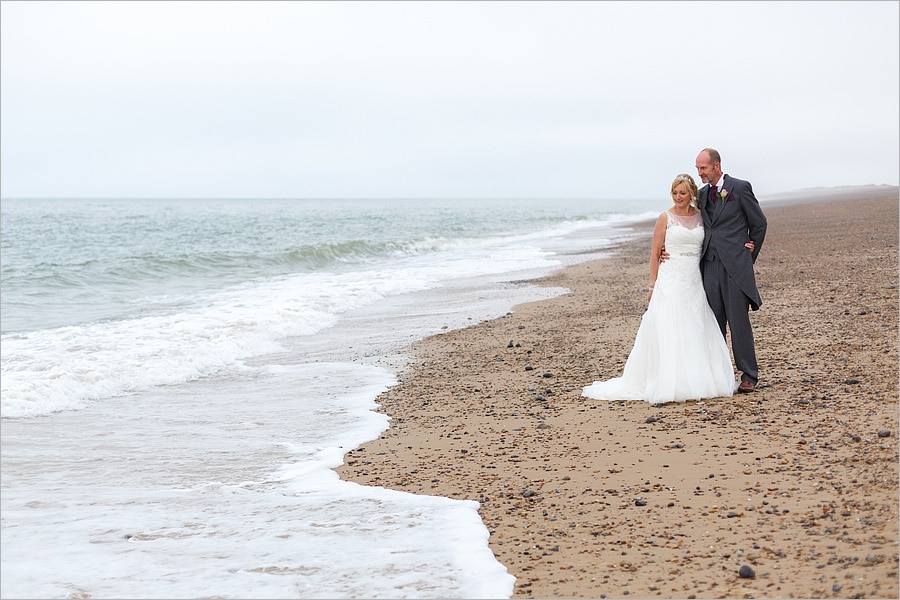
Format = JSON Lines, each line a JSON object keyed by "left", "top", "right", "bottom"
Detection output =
{"left": 337, "top": 187, "right": 899, "bottom": 599}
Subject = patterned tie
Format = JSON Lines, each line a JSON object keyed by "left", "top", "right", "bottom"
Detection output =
{"left": 710, "top": 185, "right": 718, "bottom": 204}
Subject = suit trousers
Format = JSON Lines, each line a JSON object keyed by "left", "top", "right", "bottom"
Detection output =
{"left": 701, "top": 255, "right": 759, "bottom": 384}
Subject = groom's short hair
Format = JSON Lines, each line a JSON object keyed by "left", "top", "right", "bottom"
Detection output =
{"left": 703, "top": 147, "right": 722, "bottom": 165}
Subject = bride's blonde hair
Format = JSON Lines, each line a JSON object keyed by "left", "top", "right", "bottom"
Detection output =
{"left": 671, "top": 173, "right": 698, "bottom": 204}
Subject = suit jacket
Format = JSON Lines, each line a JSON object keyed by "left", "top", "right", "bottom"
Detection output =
{"left": 699, "top": 174, "right": 768, "bottom": 310}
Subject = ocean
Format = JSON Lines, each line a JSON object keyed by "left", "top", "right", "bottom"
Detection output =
{"left": 1, "top": 196, "right": 658, "bottom": 599}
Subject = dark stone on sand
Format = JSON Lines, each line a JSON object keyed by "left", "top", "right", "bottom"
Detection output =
{"left": 739, "top": 565, "right": 756, "bottom": 579}
{"left": 508, "top": 340, "right": 514, "bottom": 348}
{"left": 634, "top": 498, "right": 647, "bottom": 506}
{"left": 844, "top": 378, "right": 860, "bottom": 384}
{"left": 543, "top": 372, "right": 553, "bottom": 378}
{"left": 523, "top": 489, "right": 536, "bottom": 498}
{"left": 877, "top": 429, "right": 891, "bottom": 438}
{"left": 524, "top": 365, "right": 534, "bottom": 371}
{"left": 537, "top": 422, "right": 551, "bottom": 429}
{"left": 646, "top": 416, "right": 659, "bottom": 423}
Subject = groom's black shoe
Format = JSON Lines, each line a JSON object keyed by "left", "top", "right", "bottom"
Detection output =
{"left": 738, "top": 380, "right": 756, "bottom": 393}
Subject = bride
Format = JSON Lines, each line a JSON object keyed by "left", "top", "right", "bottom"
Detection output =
{"left": 583, "top": 174, "right": 747, "bottom": 404}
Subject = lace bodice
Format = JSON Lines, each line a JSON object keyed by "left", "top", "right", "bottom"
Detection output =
{"left": 664, "top": 210, "right": 703, "bottom": 258}
{"left": 657, "top": 209, "right": 704, "bottom": 316}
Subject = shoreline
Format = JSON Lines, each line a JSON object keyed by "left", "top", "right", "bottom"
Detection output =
{"left": 337, "top": 188, "right": 899, "bottom": 598}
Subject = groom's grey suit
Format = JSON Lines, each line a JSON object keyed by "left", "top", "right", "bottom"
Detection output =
{"left": 698, "top": 174, "right": 767, "bottom": 385}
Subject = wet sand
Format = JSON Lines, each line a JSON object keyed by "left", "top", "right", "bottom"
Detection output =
{"left": 337, "top": 186, "right": 899, "bottom": 599}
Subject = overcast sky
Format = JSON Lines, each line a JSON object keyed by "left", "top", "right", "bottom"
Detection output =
{"left": 2, "top": 1, "right": 898, "bottom": 200}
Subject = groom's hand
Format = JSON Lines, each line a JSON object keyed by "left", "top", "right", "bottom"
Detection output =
{"left": 659, "top": 245, "right": 670, "bottom": 263}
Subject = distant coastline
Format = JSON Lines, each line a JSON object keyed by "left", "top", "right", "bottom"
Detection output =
{"left": 762, "top": 183, "right": 898, "bottom": 206}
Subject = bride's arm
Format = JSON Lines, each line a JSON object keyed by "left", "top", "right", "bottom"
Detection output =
{"left": 648, "top": 213, "right": 667, "bottom": 302}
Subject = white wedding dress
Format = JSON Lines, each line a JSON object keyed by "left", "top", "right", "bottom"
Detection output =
{"left": 582, "top": 210, "right": 735, "bottom": 404}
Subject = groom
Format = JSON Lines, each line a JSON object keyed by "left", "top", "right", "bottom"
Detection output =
{"left": 695, "top": 148, "right": 767, "bottom": 392}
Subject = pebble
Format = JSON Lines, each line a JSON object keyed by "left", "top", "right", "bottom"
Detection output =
{"left": 877, "top": 429, "right": 891, "bottom": 438}
{"left": 738, "top": 565, "right": 756, "bottom": 579}
{"left": 634, "top": 498, "right": 647, "bottom": 507}
{"left": 844, "top": 378, "right": 860, "bottom": 384}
